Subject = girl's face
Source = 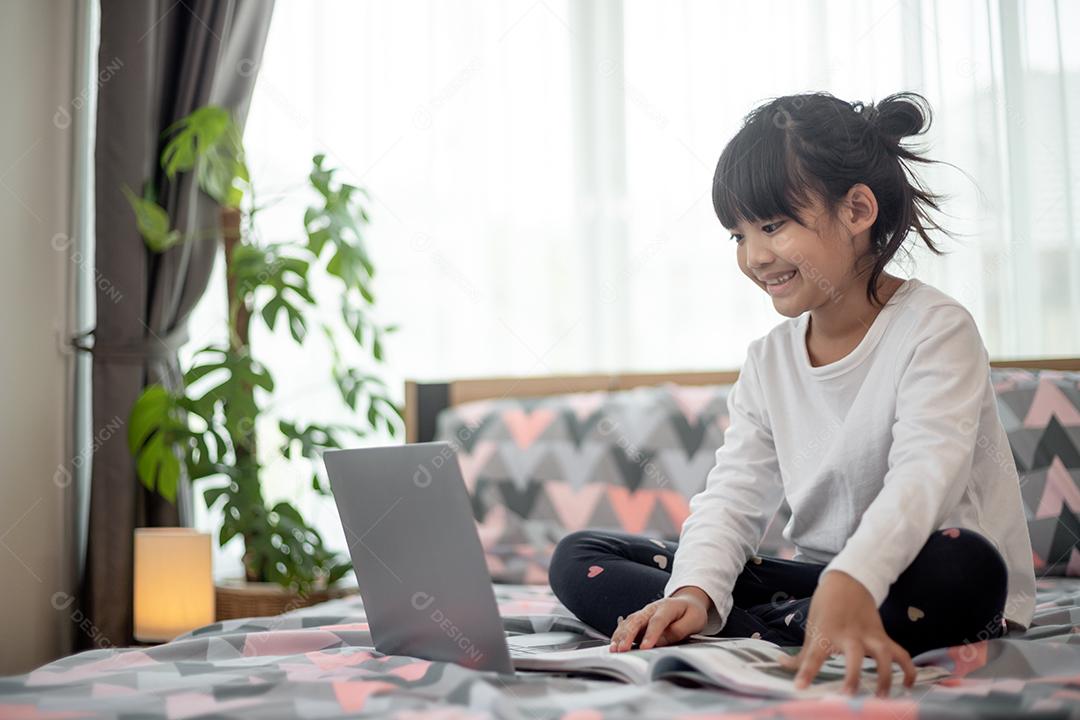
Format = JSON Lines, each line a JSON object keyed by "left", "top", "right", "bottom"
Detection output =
{"left": 727, "top": 189, "right": 875, "bottom": 319}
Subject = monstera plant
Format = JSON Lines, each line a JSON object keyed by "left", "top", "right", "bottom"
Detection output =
{"left": 125, "top": 106, "right": 401, "bottom": 595}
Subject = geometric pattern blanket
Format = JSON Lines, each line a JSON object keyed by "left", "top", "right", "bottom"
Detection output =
{"left": 3, "top": 577, "right": 1080, "bottom": 719}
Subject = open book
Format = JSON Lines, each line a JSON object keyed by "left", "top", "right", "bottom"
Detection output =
{"left": 512, "top": 634, "right": 950, "bottom": 698}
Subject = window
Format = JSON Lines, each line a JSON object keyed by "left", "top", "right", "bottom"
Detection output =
{"left": 185, "top": 0, "right": 1080, "bottom": 574}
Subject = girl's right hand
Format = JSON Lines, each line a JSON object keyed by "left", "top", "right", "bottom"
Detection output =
{"left": 609, "top": 586, "right": 712, "bottom": 652}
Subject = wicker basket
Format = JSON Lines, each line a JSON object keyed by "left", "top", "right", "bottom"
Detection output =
{"left": 214, "top": 579, "right": 358, "bottom": 621}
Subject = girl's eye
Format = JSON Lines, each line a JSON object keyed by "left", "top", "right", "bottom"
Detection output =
{"left": 729, "top": 220, "right": 785, "bottom": 244}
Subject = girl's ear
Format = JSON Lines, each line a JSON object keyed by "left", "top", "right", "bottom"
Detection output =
{"left": 842, "top": 183, "right": 879, "bottom": 236}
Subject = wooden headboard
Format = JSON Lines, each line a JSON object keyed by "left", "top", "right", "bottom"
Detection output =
{"left": 404, "top": 357, "right": 1080, "bottom": 443}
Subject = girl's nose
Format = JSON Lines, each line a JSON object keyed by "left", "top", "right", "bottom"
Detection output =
{"left": 745, "top": 235, "right": 776, "bottom": 269}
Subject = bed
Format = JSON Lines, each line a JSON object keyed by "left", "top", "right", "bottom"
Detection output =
{"left": 5, "top": 359, "right": 1080, "bottom": 718}
{"left": 3, "top": 579, "right": 1079, "bottom": 718}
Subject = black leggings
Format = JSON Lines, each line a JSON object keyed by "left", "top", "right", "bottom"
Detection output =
{"left": 548, "top": 527, "right": 1008, "bottom": 657}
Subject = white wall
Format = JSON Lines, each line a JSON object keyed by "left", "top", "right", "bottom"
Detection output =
{"left": 0, "top": 0, "right": 78, "bottom": 675}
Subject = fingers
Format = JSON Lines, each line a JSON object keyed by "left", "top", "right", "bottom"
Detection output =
{"left": 865, "top": 640, "right": 892, "bottom": 697}
{"left": 777, "top": 648, "right": 801, "bottom": 670}
{"left": 610, "top": 607, "right": 651, "bottom": 652}
{"left": 608, "top": 613, "right": 630, "bottom": 652}
{"left": 610, "top": 598, "right": 704, "bottom": 652}
{"left": 892, "top": 641, "right": 917, "bottom": 689}
{"left": 842, "top": 641, "right": 863, "bottom": 695}
{"left": 639, "top": 604, "right": 678, "bottom": 649}
{"left": 637, "top": 611, "right": 666, "bottom": 650}
{"left": 866, "top": 638, "right": 918, "bottom": 697}
{"left": 608, "top": 614, "right": 627, "bottom": 652}
{"left": 793, "top": 633, "right": 831, "bottom": 690}
{"left": 662, "top": 612, "right": 702, "bottom": 644}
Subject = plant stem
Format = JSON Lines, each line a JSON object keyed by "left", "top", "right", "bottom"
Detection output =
{"left": 222, "top": 206, "right": 262, "bottom": 582}
{"left": 222, "top": 206, "right": 249, "bottom": 352}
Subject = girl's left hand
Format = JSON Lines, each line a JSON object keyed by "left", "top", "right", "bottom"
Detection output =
{"left": 777, "top": 570, "right": 917, "bottom": 696}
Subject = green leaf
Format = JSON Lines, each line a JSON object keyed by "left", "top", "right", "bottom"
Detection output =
{"left": 183, "top": 361, "right": 227, "bottom": 387}
{"left": 203, "top": 484, "right": 229, "bottom": 508}
{"left": 188, "top": 434, "right": 219, "bottom": 479}
{"left": 334, "top": 368, "right": 361, "bottom": 411}
{"left": 325, "top": 243, "right": 371, "bottom": 293}
{"left": 135, "top": 432, "right": 180, "bottom": 503}
{"left": 342, "top": 305, "right": 366, "bottom": 348}
{"left": 303, "top": 154, "right": 375, "bottom": 295}
{"left": 261, "top": 296, "right": 284, "bottom": 331}
{"left": 306, "top": 227, "right": 332, "bottom": 257}
{"left": 377, "top": 401, "right": 402, "bottom": 438}
{"left": 160, "top": 106, "right": 248, "bottom": 208}
{"left": 278, "top": 420, "right": 353, "bottom": 461}
{"left": 219, "top": 518, "right": 239, "bottom": 546}
{"left": 128, "top": 384, "right": 188, "bottom": 503}
{"left": 122, "top": 185, "right": 182, "bottom": 252}
{"left": 382, "top": 398, "right": 405, "bottom": 422}
{"left": 160, "top": 107, "right": 228, "bottom": 175}
{"left": 309, "top": 153, "right": 331, "bottom": 197}
{"left": 260, "top": 296, "right": 308, "bottom": 342}
{"left": 327, "top": 561, "right": 353, "bottom": 585}
{"left": 127, "top": 385, "right": 170, "bottom": 455}
{"left": 287, "top": 305, "right": 307, "bottom": 342}
{"left": 184, "top": 347, "right": 274, "bottom": 398}
{"left": 156, "top": 451, "right": 180, "bottom": 501}
{"left": 357, "top": 281, "right": 375, "bottom": 304}
{"left": 285, "top": 279, "right": 315, "bottom": 305}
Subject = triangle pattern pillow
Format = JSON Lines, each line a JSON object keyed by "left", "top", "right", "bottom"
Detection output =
{"left": 991, "top": 368, "right": 1080, "bottom": 576}
{"left": 433, "top": 383, "right": 797, "bottom": 583}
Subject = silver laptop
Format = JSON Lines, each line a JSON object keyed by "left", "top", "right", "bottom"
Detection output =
{"left": 324, "top": 441, "right": 607, "bottom": 675}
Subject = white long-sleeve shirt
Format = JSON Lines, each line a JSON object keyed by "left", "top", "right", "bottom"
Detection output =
{"left": 664, "top": 277, "right": 1036, "bottom": 634}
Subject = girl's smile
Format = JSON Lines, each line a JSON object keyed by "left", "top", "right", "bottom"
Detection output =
{"left": 762, "top": 268, "right": 799, "bottom": 295}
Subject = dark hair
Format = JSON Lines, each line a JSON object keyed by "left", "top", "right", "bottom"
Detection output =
{"left": 712, "top": 91, "right": 950, "bottom": 306}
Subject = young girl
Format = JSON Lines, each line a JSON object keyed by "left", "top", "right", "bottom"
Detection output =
{"left": 547, "top": 92, "right": 1035, "bottom": 696}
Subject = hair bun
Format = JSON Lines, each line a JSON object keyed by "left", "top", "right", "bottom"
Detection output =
{"left": 867, "top": 92, "right": 931, "bottom": 143}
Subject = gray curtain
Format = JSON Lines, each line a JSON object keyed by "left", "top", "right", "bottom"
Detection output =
{"left": 80, "top": 0, "right": 274, "bottom": 649}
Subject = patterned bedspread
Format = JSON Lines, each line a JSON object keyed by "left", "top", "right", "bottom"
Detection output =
{"left": 4, "top": 578, "right": 1080, "bottom": 719}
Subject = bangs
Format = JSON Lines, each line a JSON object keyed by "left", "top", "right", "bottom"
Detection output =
{"left": 711, "top": 110, "right": 817, "bottom": 230}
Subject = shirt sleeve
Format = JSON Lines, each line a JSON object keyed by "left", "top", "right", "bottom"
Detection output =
{"left": 663, "top": 340, "right": 785, "bottom": 634}
{"left": 823, "top": 304, "right": 987, "bottom": 605}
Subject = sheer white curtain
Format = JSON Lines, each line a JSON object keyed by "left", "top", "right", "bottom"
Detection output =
{"left": 186, "top": 0, "right": 1079, "bottom": 577}
{"left": 616, "top": 0, "right": 1079, "bottom": 364}
{"left": 221, "top": 0, "right": 1080, "bottom": 381}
